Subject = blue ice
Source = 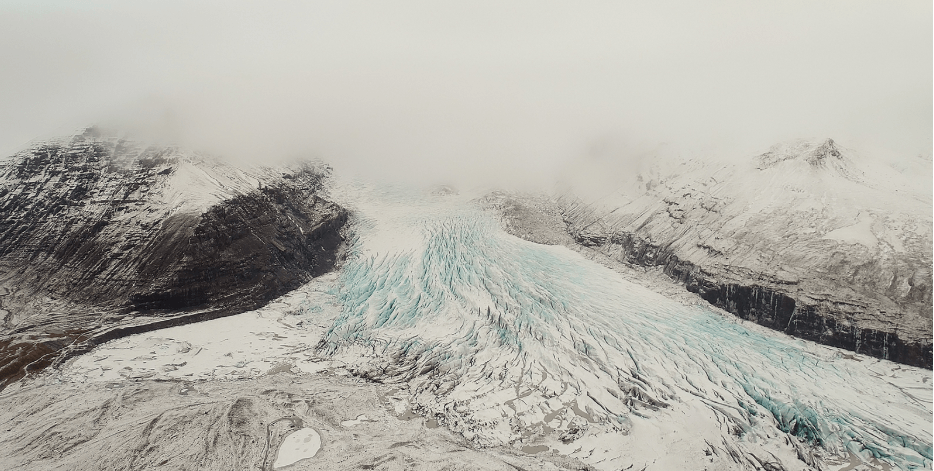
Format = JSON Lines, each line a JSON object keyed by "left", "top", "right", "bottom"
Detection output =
{"left": 317, "top": 186, "right": 931, "bottom": 470}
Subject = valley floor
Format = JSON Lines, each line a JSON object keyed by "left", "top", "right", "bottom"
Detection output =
{"left": 1, "top": 183, "right": 930, "bottom": 471}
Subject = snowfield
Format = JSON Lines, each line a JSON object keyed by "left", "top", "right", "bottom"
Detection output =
{"left": 58, "top": 182, "right": 931, "bottom": 470}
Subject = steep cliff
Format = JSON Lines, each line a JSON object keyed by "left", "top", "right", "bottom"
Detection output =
{"left": 0, "top": 128, "right": 348, "bottom": 389}
{"left": 499, "top": 139, "right": 933, "bottom": 368}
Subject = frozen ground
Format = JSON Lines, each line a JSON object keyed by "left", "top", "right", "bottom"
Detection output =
{"left": 42, "top": 183, "right": 934, "bottom": 470}
{"left": 2, "top": 372, "right": 590, "bottom": 470}
{"left": 62, "top": 273, "right": 345, "bottom": 384}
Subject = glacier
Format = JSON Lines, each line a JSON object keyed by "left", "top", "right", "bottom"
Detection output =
{"left": 38, "top": 182, "right": 933, "bottom": 470}
{"left": 314, "top": 184, "right": 932, "bottom": 470}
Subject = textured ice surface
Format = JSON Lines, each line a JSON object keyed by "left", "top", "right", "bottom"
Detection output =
{"left": 58, "top": 183, "right": 931, "bottom": 470}
{"left": 316, "top": 184, "right": 932, "bottom": 470}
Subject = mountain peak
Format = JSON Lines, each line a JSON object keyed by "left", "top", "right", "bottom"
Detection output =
{"left": 755, "top": 138, "right": 857, "bottom": 178}
{"left": 805, "top": 138, "right": 843, "bottom": 167}
{"left": 808, "top": 138, "right": 842, "bottom": 164}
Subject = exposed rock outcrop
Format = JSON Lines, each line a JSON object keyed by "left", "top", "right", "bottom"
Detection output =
{"left": 498, "top": 139, "right": 933, "bottom": 368}
{"left": 0, "top": 128, "right": 348, "bottom": 389}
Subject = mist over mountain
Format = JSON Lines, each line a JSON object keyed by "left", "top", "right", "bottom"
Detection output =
{"left": 1, "top": 1, "right": 930, "bottom": 191}
{"left": 0, "top": 128, "right": 348, "bottom": 390}
{"left": 0, "top": 2, "right": 931, "bottom": 471}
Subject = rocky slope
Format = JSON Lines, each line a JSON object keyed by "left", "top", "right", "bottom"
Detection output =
{"left": 499, "top": 139, "right": 933, "bottom": 368}
{"left": 0, "top": 128, "right": 348, "bottom": 390}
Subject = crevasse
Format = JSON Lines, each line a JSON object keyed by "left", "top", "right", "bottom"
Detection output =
{"left": 317, "top": 185, "right": 932, "bottom": 470}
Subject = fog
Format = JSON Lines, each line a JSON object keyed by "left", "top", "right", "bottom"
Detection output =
{"left": 0, "top": 1, "right": 930, "bottom": 189}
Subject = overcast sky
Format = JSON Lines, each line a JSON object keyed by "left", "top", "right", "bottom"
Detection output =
{"left": 0, "top": 1, "right": 930, "bottom": 187}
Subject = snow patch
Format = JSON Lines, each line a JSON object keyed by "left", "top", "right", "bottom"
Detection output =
{"left": 273, "top": 428, "right": 321, "bottom": 469}
{"left": 340, "top": 415, "right": 370, "bottom": 427}
{"left": 823, "top": 215, "right": 878, "bottom": 248}
{"left": 61, "top": 272, "right": 343, "bottom": 383}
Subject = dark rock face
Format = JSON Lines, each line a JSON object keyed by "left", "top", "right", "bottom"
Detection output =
{"left": 573, "top": 230, "right": 933, "bottom": 369}
{"left": 542, "top": 139, "right": 933, "bottom": 370}
{"left": 127, "top": 184, "right": 346, "bottom": 312}
{"left": 0, "top": 130, "right": 348, "bottom": 389}
{"left": 488, "top": 139, "right": 932, "bottom": 369}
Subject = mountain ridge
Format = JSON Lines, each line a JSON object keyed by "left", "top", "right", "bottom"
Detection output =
{"left": 0, "top": 128, "right": 349, "bottom": 389}
{"left": 496, "top": 138, "right": 933, "bottom": 368}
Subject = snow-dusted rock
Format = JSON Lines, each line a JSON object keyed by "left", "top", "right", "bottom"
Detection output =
{"left": 0, "top": 127, "right": 348, "bottom": 390}
{"left": 547, "top": 139, "right": 931, "bottom": 368}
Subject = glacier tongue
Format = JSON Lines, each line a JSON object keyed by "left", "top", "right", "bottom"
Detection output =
{"left": 319, "top": 184, "right": 932, "bottom": 470}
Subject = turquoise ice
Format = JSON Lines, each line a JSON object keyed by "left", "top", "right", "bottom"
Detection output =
{"left": 318, "top": 185, "right": 932, "bottom": 470}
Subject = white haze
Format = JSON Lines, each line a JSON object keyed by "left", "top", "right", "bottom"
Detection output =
{"left": 0, "top": 0, "right": 930, "bottom": 190}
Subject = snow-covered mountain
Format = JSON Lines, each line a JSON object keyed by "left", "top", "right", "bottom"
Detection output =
{"left": 502, "top": 139, "right": 931, "bottom": 368}
{"left": 0, "top": 128, "right": 347, "bottom": 390}
{"left": 0, "top": 134, "right": 929, "bottom": 471}
{"left": 2, "top": 182, "right": 929, "bottom": 471}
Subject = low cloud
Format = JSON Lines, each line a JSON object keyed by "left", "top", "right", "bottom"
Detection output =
{"left": 1, "top": 1, "right": 930, "bottom": 190}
